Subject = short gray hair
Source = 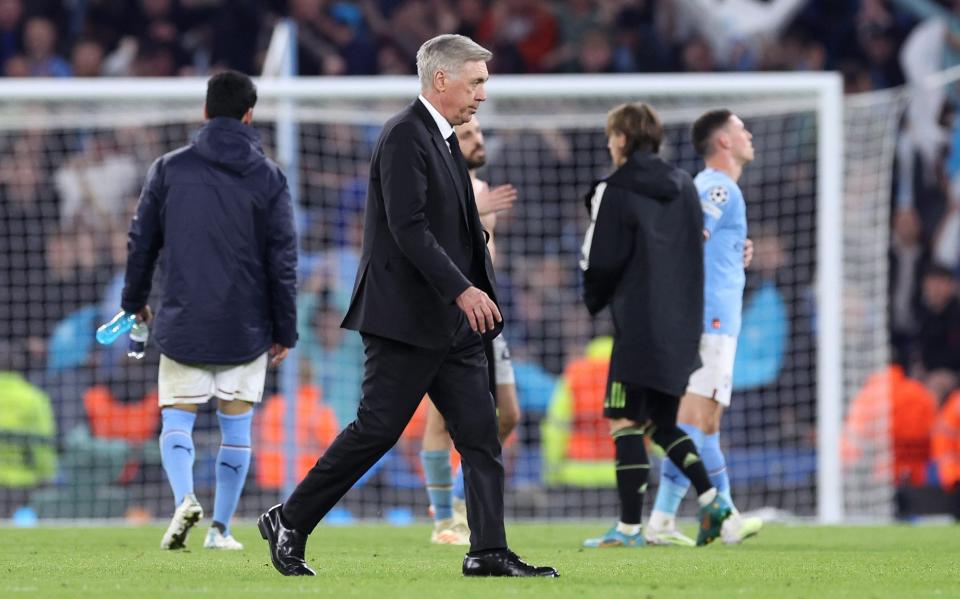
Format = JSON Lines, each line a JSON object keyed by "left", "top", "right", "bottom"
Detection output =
{"left": 416, "top": 34, "right": 492, "bottom": 91}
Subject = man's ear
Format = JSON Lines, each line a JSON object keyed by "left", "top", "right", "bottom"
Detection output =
{"left": 716, "top": 130, "right": 732, "bottom": 151}
{"left": 242, "top": 107, "right": 254, "bottom": 125}
{"left": 203, "top": 104, "right": 209, "bottom": 121}
{"left": 434, "top": 69, "right": 445, "bottom": 92}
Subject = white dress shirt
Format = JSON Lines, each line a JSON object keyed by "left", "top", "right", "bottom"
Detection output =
{"left": 418, "top": 94, "right": 454, "bottom": 152}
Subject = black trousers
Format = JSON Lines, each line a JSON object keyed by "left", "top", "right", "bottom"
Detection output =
{"left": 282, "top": 318, "right": 507, "bottom": 552}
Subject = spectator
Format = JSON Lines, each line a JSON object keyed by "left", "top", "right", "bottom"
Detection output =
{"left": 376, "top": 39, "right": 413, "bottom": 74}
{"left": 0, "top": 351, "right": 57, "bottom": 489}
{"left": 453, "top": 0, "right": 488, "bottom": 39}
{"left": 131, "top": 40, "right": 177, "bottom": 76}
{"left": 296, "top": 267, "right": 363, "bottom": 429}
{"left": 734, "top": 229, "right": 789, "bottom": 390}
{"left": 53, "top": 133, "right": 140, "bottom": 230}
{"left": 0, "top": 133, "right": 59, "bottom": 353}
{"left": 207, "top": 0, "right": 263, "bottom": 74}
{"left": 556, "top": 28, "right": 614, "bottom": 74}
{"left": 680, "top": 36, "right": 716, "bottom": 72}
{"left": 475, "top": 0, "right": 559, "bottom": 73}
{"left": 2, "top": 52, "right": 25, "bottom": 75}
{"left": 542, "top": 0, "right": 602, "bottom": 71}
{"left": 674, "top": 0, "right": 807, "bottom": 70}
{"left": 71, "top": 38, "right": 104, "bottom": 77}
{"left": 889, "top": 208, "right": 930, "bottom": 367}
{"left": 898, "top": 1, "right": 958, "bottom": 189}
{"left": 915, "top": 263, "right": 960, "bottom": 385}
{"left": 540, "top": 336, "right": 615, "bottom": 487}
{"left": 931, "top": 388, "right": 960, "bottom": 519}
{"left": 842, "top": 365, "right": 937, "bottom": 487}
{"left": 23, "top": 16, "right": 71, "bottom": 77}
{"left": 0, "top": 0, "right": 22, "bottom": 69}
{"left": 131, "top": 0, "right": 191, "bottom": 72}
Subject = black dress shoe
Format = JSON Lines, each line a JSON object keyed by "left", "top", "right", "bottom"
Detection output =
{"left": 462, "top": 549, "right": 559, "bottom": 577}
{"left": 258, "top": 504, "right": 316, "bottom": 576}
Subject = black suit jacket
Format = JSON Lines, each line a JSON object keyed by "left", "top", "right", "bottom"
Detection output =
{"left": 342, "top": 99, "right": 502, "bottom": 349}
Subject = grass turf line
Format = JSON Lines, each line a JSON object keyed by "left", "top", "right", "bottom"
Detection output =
{"left": 1, "top": 523, "right": 957, "bottom": 598}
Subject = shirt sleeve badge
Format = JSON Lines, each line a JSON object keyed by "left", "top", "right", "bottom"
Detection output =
{"left": 708, "top": 185, "right": 729, "bottom": 206}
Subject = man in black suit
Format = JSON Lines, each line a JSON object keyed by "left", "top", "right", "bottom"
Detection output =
{"left": 258, "top": 33, "right": 557, "bottom": 579}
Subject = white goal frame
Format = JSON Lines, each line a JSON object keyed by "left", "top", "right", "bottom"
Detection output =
{"left": 0, "top": 72, "right": 845, "bottom": 523}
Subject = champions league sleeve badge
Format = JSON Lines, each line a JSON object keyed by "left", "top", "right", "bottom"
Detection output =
{"left": 708, "top": 185, "right": 729, "bottom": 206}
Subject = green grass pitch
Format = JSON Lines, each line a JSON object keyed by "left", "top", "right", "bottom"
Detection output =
{"left": 1, "top": 522, "right": 957, "bottom": 598}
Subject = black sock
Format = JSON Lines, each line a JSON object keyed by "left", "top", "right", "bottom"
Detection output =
{"left": 467, "top": 547, "right": 507, "bottom": 557}
{"left": 613, "top": 427, "right": 649, "bottom": 525}
{"left": 652, "top": 426, "right": 712, "bottom": 495}
{"left": 279, "top": 506, "right": 301, "bottom": 534}
{"left": 212, "top": 520, "right": 226, "bottom": 534}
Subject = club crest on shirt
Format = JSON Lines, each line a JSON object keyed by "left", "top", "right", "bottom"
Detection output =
{"left": 708, "top": 185, "right": 729, "bottom": 206}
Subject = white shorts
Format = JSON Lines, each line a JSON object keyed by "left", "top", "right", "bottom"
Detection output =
{"left": 158, "top": 352, "right": 268, "bottom": 407}
{"left": 686, "top": 334, "right": 737, "bottom": 407}
{"left": 492, "top": 335, "right": 515, "bottom": 386}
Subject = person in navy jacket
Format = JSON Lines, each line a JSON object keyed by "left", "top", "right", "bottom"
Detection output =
{"left": 120, "top": 70, "right": 297, "bottom": 552}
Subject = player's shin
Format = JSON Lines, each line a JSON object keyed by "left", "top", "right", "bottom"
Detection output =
{"left": 701, "top": 432, "right": 735, "bottom": 509}
{"left": 159, "top": 408, "right": 197, "bottom": 506}
{"left": 213, "top": 410, "right": 253, "bottom": 534}
{"left": 421, "top": 450, "right": 454, "bottom": 520}
{"left": 613, "top": 426, "right": 649, "bottom": 531}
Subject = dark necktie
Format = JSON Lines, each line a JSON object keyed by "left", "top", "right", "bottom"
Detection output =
{"left": 446, "top": 132, "right": 468, "bottom": 189}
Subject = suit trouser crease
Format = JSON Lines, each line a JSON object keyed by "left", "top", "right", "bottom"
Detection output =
{"left": 282, "top": 323, "right": 507, "bottom": 551}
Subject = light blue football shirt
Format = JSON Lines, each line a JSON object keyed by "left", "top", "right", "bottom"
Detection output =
{"left": 694, "top": 167, "right": 747, "bottom": 337}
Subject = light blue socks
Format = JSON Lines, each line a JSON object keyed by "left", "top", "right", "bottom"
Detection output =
{"left": 421, "top": 450, "right": 453, "bottom": 520}
{"left": 452, "top": 465, "right": 465, "bottom": 501}
{"left": 159, "top": 408, "right": 197, "bottom": 507}
{"left": 700, "top": 431, "right": 734, "bottom": 508}
{"left": 213, "top": 410, "right": 253, "bottom": 534}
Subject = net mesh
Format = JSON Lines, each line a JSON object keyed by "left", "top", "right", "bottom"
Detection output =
{"left": 0, "top": 79, "right": 898, "bottom": 522}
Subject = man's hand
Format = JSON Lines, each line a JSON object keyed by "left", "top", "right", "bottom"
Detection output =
{"left": 743, "top": 238, "right": 754, "bottom": 269}
{"left": 135, "top": 305, "right": 153, "bottom": 324}
{"left": 269, "top": 343, "right": 290, "bottom": 367}
{"left": 475, "top": 183, "right": 517, "bottom": 216}
{"left": 455, "top": 286, "right": 502, "bottom": 333}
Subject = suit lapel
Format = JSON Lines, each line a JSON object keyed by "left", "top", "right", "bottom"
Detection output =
{"left": 411, "top": 100, "right": 471, "bottom": 232}
{"left": 431, "top": 130, "right": 472, "bottom": 234}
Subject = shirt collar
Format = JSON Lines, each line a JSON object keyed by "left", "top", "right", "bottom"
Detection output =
{"left": 418, "top": 94, "right": 454, "bottom": 141}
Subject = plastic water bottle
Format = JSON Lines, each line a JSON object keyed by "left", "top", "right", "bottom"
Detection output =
{"left": 95, "top": 311, "right": 136, "bottom": 345}
{"left": 95, "top": 311, "right": 149, "bottom": 359}
{"left": 127, "top": 321, "right": 149, "bottom": 360}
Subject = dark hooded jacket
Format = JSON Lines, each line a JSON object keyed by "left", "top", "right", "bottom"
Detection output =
{"left": 121, "top": 117, "right": 297, "bottom": 364}
{"left": 580, "top": 152, "right": 704, "bottom": 397}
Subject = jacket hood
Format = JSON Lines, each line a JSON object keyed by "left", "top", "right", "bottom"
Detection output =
{"left": 605, "top": 152, "right": 685, "bottom": 202}
{"left": 192, "top": 117, "right": 265, "bottom": 175}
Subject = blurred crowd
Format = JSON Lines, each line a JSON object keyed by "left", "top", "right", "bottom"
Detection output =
{"left": 0, "top": 0, "right": 927, "bottom": 92}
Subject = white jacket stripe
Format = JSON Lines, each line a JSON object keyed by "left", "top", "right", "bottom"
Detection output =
{"left": 579, "top": 182, "right": 607, "bottom": 271}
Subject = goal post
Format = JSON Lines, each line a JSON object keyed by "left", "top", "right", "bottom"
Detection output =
{"left": 0, "top": 72, "right": 904, "bottom": 525}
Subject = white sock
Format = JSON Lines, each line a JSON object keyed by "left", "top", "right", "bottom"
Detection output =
{"left": 697, "top": 488, "right": 718, "bottom": 507}
{"left": 648, "top": 510, "right": 675, "bottom": 531}
{"left": 616, "top": 521, "right": 641, "bottom": 536}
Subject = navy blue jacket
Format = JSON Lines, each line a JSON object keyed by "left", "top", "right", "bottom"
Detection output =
{"left": 121, "top": 117, "right": 298, "bottom": 365}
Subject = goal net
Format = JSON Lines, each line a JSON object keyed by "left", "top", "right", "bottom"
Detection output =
{"left": 0, "top": 74, "right": 901, "bottom": 524}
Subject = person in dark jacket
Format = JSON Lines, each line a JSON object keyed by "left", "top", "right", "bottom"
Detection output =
{"left": 257, "top": 34, "right": 555, "bottom": 579}
{"left": 120, "top": 70, "right": 297, "bottom": 552}
{"left": 579, "top": 102, "right": 731, "bottom": 548}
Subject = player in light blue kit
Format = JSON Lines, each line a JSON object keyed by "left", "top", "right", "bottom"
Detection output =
{"left": 646, "top": 109, "right": 763, "bottom": 546}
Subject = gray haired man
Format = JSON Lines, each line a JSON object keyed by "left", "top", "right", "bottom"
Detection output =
{"left": 257, "top": 34, "right": 558, "bottom": 579}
